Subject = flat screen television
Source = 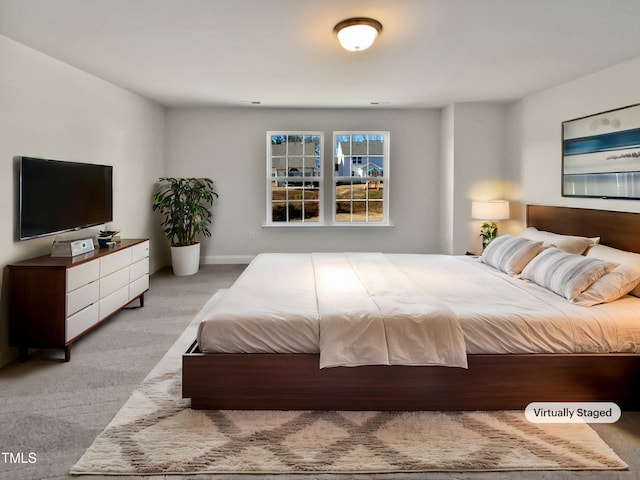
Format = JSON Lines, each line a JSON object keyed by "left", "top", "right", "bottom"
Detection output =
{"left": 18, "top": 156, "right": 113, "bottom": 241}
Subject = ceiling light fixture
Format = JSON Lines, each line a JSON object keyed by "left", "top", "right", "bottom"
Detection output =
{"left": 333, "top": 17, "right": 382, "bottom": 52}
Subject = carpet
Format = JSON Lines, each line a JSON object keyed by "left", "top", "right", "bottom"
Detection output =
{"left": 71, "top": 291, "right": 628, "bottom": 476}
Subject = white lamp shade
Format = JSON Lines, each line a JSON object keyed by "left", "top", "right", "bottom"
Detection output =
{"left": 471, "top": 200, "right": 510, "bottom": 220}
{"left": 334, "top": 18, "right": 382, "bottom": 52}
{"left": 336, "top": 24, "right": 378, "bottom": 51}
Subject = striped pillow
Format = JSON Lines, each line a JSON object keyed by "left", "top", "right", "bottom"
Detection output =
{"left": 573, "top": 265, "right": 640, "bottom": 306}
{"left": 480, "top": 235, "right": 543, "bottom": 275}
{"left": 521, "top": 247, "right": 618, "bottom": 301}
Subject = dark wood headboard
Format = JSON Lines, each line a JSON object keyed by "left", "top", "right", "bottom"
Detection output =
{"left": 526, "top": 205, "right": 640, "bottom": 254}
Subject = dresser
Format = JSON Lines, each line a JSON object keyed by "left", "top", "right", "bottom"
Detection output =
{"left": 8, "top": 239, "right": 149, "bottom": 362}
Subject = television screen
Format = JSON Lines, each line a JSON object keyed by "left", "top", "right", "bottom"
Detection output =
{"left": 18, "top": 157, "right": 113, "bottom": 241}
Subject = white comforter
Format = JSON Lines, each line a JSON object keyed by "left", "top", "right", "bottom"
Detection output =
{"left": 312, "top": 253, "right": 467, "bottom": 368}
{"left": 196, "top": 253, "right": 640, "bottom": 368}
{"left": 197, "top": 253, "right": 467, "bottom": 368}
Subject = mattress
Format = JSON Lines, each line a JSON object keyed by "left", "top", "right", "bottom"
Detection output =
{"left": 196, "top": 253, "right": 640, "bottom": 368}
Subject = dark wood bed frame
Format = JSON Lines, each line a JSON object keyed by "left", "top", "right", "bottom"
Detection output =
{"left": 183, "top": 205, "right": 640, "bottom": 410}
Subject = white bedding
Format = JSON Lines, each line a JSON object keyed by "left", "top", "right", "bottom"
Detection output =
{"left": 313, "top": 253, "right": 467, "bottom": 368}
{"left": 196, "top": 253, "right": 640, "bottom": 368}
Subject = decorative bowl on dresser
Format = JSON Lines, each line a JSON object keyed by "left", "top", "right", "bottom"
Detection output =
{"left": 8, "top": 239, "right": 149, "bottom": 362}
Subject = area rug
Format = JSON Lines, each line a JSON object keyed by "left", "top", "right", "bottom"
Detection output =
{"left": 71, "top": 291, "right": 628, "bottom": 476}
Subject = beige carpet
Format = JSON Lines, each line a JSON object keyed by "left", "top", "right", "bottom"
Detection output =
{"left": 70, "top": 292, "right": 628, "bottom": 476}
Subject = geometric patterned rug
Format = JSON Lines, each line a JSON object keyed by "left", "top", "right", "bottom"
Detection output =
{"left": 70, "top": 292, "right": 628, "bottom": 476}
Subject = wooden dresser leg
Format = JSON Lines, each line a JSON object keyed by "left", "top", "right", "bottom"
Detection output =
{"left": 64, "top": 345, "right": 71, "bottom": 362}
{"left": 139, "top": 293, "right": 145, "bottom": 308}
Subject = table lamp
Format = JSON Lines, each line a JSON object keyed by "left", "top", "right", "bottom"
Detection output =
{"left": 472, "top": 200, "right": 510, "bottom": 249}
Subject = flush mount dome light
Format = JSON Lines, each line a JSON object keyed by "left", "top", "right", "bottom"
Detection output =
{"left": 333, "top": 17, "right": 383, "bottom": 52}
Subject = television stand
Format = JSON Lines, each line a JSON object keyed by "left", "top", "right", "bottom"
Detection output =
{"left": 8, "top": 239, "right": 149, "bottom": 362}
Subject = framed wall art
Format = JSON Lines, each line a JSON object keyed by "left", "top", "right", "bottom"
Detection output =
{"left": 562, "top": 103, "right": 640, "bottom": 199}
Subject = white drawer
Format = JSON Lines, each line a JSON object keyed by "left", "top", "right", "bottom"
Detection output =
{"left": 67, "top": 260, "right": 100, "bottom": 292}
{"left": 66, "top": 280, "right": 99, "bottom": 317}
{"left": 131, "top": 240, "right": 150, "bottom": 263}
{"left": 129, "top": 275, "right": 149, "bottom": 300}
{"left": 130, "top": 258, "right": 149, "bottom": 282}
{"left": 66, "top": 303, "right": 100, "bottom": 341}
{"left": 100, "top": 249, "right": 131, "bottom": 277}
{"left": 99, "top": 286, "right": 130, "bottom": 319}
{"left": 100, "top": 267, "right": 130, "bottom": 299}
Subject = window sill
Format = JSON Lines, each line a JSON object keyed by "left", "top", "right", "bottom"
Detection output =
{"left": 262, "top": 223, "right": 394, "bottom": 229}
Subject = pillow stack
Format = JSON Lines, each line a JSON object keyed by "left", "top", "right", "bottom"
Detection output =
{"left": 479, "top": 229, "right": 640, "bottom": 306}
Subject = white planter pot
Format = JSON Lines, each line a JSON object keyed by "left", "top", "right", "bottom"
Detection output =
{"left": 170, "top": 243, "right": 201, "bottom": 276}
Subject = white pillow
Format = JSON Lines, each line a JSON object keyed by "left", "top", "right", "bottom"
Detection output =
{"left": 573, "top": 265, "right": 640, "bottom": 306}
{"left": 520, "top": 247, "right": 617, "bottom": 301}
{"left": 586, "top": 244, "right": 640, "bottom": 298}
{"left": 480, "top": 235, "right": 543, "bottom": 275}
{"left": 518, "top": 227, "right": 599, "bottom": 255}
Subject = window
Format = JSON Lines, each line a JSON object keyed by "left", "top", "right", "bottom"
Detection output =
{"left": 334, "top": 132, "right": 389, "bottom": 224}
{"left": 266, "top": 131, "right": 390, "bottom": 226}
{"left": 267, "top": 132, "right": 323, "bottom": 224}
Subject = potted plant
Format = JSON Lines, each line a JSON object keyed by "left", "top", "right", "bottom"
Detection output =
{"left": 97, "top": 229, "right": 120, "bottom": 248}
{"left": 152, "top": 177, "right": 218, "bottom": 276}
{"left": 479, "top": 221, "right": 498, "bottom": 250}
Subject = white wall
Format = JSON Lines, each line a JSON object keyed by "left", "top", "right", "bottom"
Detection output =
{"left": 165, "top": 107, "right": 442, "bottom": 261}
{"left": 0, "top": 35, "right": 166, "bottom": 366}
{"left": 515, "top": 55, "right": 640, "bottom": 216}
{"left": 440, "top": 102, "right": 510, "bottom": 254}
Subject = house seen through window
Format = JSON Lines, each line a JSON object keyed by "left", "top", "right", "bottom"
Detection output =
{"left": 266, "top": 131, "right": 389, "bottom": 225}
{"left": 334, "top": 132, "right": 389, "bottom": 224}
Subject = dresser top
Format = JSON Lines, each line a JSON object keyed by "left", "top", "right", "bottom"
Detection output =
{"left": 9, "top": 239, "right": 148, "bottom": 269}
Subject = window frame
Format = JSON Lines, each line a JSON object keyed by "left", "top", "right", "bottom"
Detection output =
{"left": 265, "top": 131, "right": 325, "bottom": 226}
{"left": 332, "top": 131, "right": 390, "bottom": 225}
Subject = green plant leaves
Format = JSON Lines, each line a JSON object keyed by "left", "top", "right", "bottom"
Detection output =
{"left": 152, "top": 177, "right": 218, "bottom": 247}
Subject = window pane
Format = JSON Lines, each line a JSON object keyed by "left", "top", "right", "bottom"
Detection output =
{"left": 270, "top": 135, "right": 287, "bottom": 157}
{"left": 312, "top": 157, "right": 321, "bottom": 177}
{"left": 368, "top": 179, "right": 383, "bottom": 197}
{"left": 335, "top": 181, "right": 351, "bottom": 200}
{"left": 288, "top": 157, "right": 303, "bottom": 177}
{"left": 304, "top": 135, "right": 321, "bottom": 155}
{"left": 351, "top": 200, "right": 367, "bottom": 222}
{"left": 287, "top": 135, "right": 304, "bottom": 155}
{"left": 335, "top": 157, "right": 351, "bottom": 176}
{"left": 352, "top": 136, "right": 368, "bottom": 155}
{"left": 287, "top": 202, "right": 303, "bottom": 222}
{"left": 272, "top": 186, "right": 285, "bottom": 202}
{"left": 367, "top": 201, "right": 384, "bottom": 222}
{"left": 336, "top": 136, "right": 351, "bottom": 155}
{"left": 335, "top": 201, "right": 351, "bottom": 222}
{"left": 287, "top": 184, "right": 303, "bottom": 200}
{"left": 350, "top": 182, "right": 367, "bottom": 199}
{"left": 303, "top": 201, "right": 320, "bottom": 222}
{"left": 369, "top": 137, "right": 384, "bottom": 155}
{"left": 272, "top": 157, "right": 286, "bottom": 173}
{"left": 271, "top": 202, "right": 287, "bottom": 222}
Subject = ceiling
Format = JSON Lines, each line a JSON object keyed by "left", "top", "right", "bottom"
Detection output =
{"left": 1, "top": 0, "right": 640, "bottom": 109}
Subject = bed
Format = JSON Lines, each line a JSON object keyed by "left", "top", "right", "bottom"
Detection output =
{"left": 183, "top": 205, "right": 640, "bottom": 410}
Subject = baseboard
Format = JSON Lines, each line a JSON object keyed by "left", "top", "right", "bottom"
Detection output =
{"left": 202, "top": 255, "right": 255, "bottom": 265}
